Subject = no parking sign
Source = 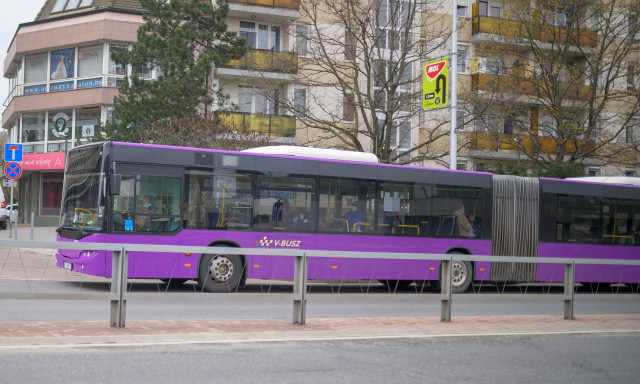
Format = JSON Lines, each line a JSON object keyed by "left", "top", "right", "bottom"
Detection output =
{"left": 4, "top": 162, "right": 22, "bottom": 180}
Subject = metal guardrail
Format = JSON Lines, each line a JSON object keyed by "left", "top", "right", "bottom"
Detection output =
{"left": 1, "top": 240, "right": 640, "bottom": 328}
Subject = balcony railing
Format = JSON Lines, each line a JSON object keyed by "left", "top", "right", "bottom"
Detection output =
{"left": 470, "top": 132, "right": 595, "bottom": 155}
{"left": 471, "top": 73, "right": 592, "bottom": 101}
{"left": 471, "top": 4, "right": 597, "bottom": 48}
{"left": 218, "top": 112, "right": 296, "bottom": 137}
{"left": 229, "top": 0, "right": 299, "bottom": 10}
{"left": 220, "top": 49, "right": 298, "bottom": 74}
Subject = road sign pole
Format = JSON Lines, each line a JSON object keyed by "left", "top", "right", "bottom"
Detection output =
{"left": 9, "top": 180, "right": 14, "bottom": 239}
{"left": 450, "top": 0, "right": 458, "bottom": 170}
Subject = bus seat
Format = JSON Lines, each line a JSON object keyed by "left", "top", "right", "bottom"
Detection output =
{"left": 437, "top": 216, "right": 456, "bottom": 237}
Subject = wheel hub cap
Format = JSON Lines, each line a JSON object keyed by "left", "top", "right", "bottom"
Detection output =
{"left": 451, "top": 261, "right": 467, "bottom": 287}
{"left": 208, "top": 256, "right": 234, "bottom": 283}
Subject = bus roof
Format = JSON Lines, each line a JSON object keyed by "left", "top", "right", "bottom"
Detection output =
{"left": 241, "top": 146, "right": 380, "bottom": 163}
{"left": 566, "top": 176, "right": 640, "bottom": 186}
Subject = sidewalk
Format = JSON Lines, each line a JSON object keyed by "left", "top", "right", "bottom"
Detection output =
{"left": 1, "top": 314, "right": 639, "bottom": 347}
{"left": 1, "top": 225, "right": 58, "bottom": 243}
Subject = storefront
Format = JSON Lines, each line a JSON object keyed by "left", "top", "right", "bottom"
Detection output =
{"left": 18, "top": 152, "right": 65, "bottom": 226}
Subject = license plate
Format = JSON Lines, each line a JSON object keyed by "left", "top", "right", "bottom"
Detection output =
{"left": 63, "top": 262, "right": 72, "bottom": 270}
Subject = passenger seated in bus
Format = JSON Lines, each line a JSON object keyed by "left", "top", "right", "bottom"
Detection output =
{"left": 276, "top": 199, "right": 295, "bottom": 230}
{"left": 318, "top": 216, "right": 330, "bottom": 232}
{"left": 135, "top": 195, "right": 154, "bottom": 231}
{"left": 336, "top": 204, "right": 366, "bottom": 232}
{"left": 454, "top": 204, "right": 475, "bottom": 238}
{"left": 292, "top": 210, "right": 311, "bottom": 232}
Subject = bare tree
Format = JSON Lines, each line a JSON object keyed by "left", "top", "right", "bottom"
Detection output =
{"left": 274, "top": 0, "right": 456, "bottom": 164}
{"left": 466, "top": 0, "right": 640, "bottom": 171}
{"left": 135, "top": 115, "right": 269, "bottom": 151}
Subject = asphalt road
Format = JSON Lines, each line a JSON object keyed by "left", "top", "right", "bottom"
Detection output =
{"left": 1, "top": 333, "right": 639, "bottom": 383}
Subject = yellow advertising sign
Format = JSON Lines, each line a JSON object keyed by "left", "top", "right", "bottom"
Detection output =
{"left": 422, "top": 58, "right": 449, "bottom": 110}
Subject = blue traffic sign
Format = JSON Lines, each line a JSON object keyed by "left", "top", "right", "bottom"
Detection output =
{"left": 4, "top": 143, "right": 23, "bottom": 162}
{"left": 4, "top": 162, "right": 22, "bottom": 180}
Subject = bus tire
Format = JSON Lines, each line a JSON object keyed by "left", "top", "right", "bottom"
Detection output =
{"left": 431, "top": 255, "right": 473, "bottom": 293}
{"left": 198, "top": 251, "right": 243, "bottom": 293}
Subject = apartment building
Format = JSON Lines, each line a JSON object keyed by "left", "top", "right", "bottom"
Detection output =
{"left": 1, "top": 0, "right": 302, "bottom": 226}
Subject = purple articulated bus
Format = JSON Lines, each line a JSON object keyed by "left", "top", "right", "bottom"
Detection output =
{"left": 55, "top": 142, "right": 640, "bottom": 292}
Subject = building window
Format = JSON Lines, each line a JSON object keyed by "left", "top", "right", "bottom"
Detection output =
{"left": 78, "top": 45, "right": 103, "bottom": 77}
{"left": 240, "top": 22, "right": 281, "bottom": 51}
{"left": 345, "top": 29, "right": 357, "bottom": 62}
{"left": 629, "top": 13, "right": 637, "bottom": 39}
{"left": 457, "top": 44, "right": 468, "bottom": 73}
{"left": 343, "top": 92, "right": 355, "bottom": 121}
{"left": 294, "top": 88, "right": 307, "bottom": 118}
{"left": 50, "top": 48, "right": 75, "bottom": 80}
{"left": 625, "top": 170, "right": 636, "bottom": 177}
{"left": 376, "top": 0, "right": 412, "bottom": 51}
{"left": 555, "top": 12, "right": 567, "bottom": 27}
{"left": 238, "top": 86, "right": 278, "bottom": 115}
{"left": 627, "top": 123, "right": 636, "bottom": 143}
{"left": 76, "top": 107, "right": 100, "bottom": 140}
{"left": 587, "top": 167, "right": 600, "bottom": 176}
{"left": 24, "top": 53, "right": 47, "bottom": 83}
{"left": 47, "top": 109, "right": 73, "bottom": 143}
{"left": 108, "top": 45, "right": 128, "bottom": 75}
{"left": 478, "top": 1, "right": 487, "bottom": 16}
{"left": 41, "top": 173, "right": 65, "bottom": 216}
{"left": 628, "top": 65, "right": 636, "bottom": 90}
{"left": 22, "top": 112, "right": 46, "bottom": 143}
{"left": 52, "top": 0, "right": 94, "bottom": 13}
{"left": 296, "top": 24, "right": 309, "bottom": 56}
{"left": 457, "top": 5, "right": 468, "bottom": 17}
{"left": 490, "top": 6, "right": 501, "bottom": 18}
{"left": 392, "top": 120, "right": 411, "bottom": 149}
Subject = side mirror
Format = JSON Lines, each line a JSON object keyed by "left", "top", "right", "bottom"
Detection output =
{"left": 109, "top": 174, "right": 122, "bottom": 195}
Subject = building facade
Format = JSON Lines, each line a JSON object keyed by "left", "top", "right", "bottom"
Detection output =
{"left": 3, "top": 0, "right": 638, "bottom": 225}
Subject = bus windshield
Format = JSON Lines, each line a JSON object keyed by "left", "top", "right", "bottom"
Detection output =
{"left": 58, "top": 145, "right": 105, "bottom": 238}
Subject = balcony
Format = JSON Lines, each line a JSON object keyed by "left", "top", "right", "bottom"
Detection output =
{"left": 228, "top": 0, "right": 300, "bottom": 21}
{"left": 471, "top": 5, "right": 597, "bottom": 49}
{"left": 471, "top": 73, "right": 592, "bottom": 101}
{"left": 229, "top": 0, "right": 299, "bottom": 10}
{"left": 216, "top": 49, "right": 298, "bottom": 80}
{"left": 218, "top": 112, "right": 296, "bottom": 137}
{"left": 470, "top": 132, "right": 595, "bottom": 155}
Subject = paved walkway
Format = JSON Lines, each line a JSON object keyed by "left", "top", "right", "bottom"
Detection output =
{"left": 1, "top": 314, "right": 639, "bottom": 347}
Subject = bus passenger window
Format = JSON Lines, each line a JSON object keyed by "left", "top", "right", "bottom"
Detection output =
{"left": 319, "top": 177, "right": 375, "bottom": 234}
{"left": 255, "top": 175, "right": 316, "bottom": 232}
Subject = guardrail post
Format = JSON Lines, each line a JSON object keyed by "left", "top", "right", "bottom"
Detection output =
{"left": 110, "top": 246, "right": 128, "bottom": 328}
{"left": 441, "top": 257, "right": 452, "bottom": 322}
{"left": 564, "top": 261, "right": 575, "bottom": 320}
{"left": 293, "top": 252, "right": 307, "bottom": 325}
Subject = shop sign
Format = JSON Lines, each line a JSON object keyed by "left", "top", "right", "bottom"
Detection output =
{"left": 51, "top": 112, "right": 70, "bottom": 138}
{"left": 50, "top": 81, "right": 74, "bottom": 92}
{"left": 24, "top": 84, "right": 46, "bottom": 95}
{"left": 77, "top": 77, "right": 103, "bottom": 89}
{"left": 22, "top": 153, "right": 66, "bottom": 171}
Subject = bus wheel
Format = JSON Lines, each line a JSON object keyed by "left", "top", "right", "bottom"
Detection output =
{"left": 451, "top": 260, "right": 473, "bottom": 293}
{"left": 198, "top": 252, "right": 243, "bottom": 293}
{"left": 431, "top": 256, "right": 473, "bottom": 293}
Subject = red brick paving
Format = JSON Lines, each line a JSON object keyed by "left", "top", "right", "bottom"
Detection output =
{"left": 1, "top": 314, "right": 639, "bottom": 340}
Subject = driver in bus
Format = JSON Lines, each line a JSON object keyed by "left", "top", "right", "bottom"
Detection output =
{"left": 135, "top": 195, "right": 154, "bottom": 231}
